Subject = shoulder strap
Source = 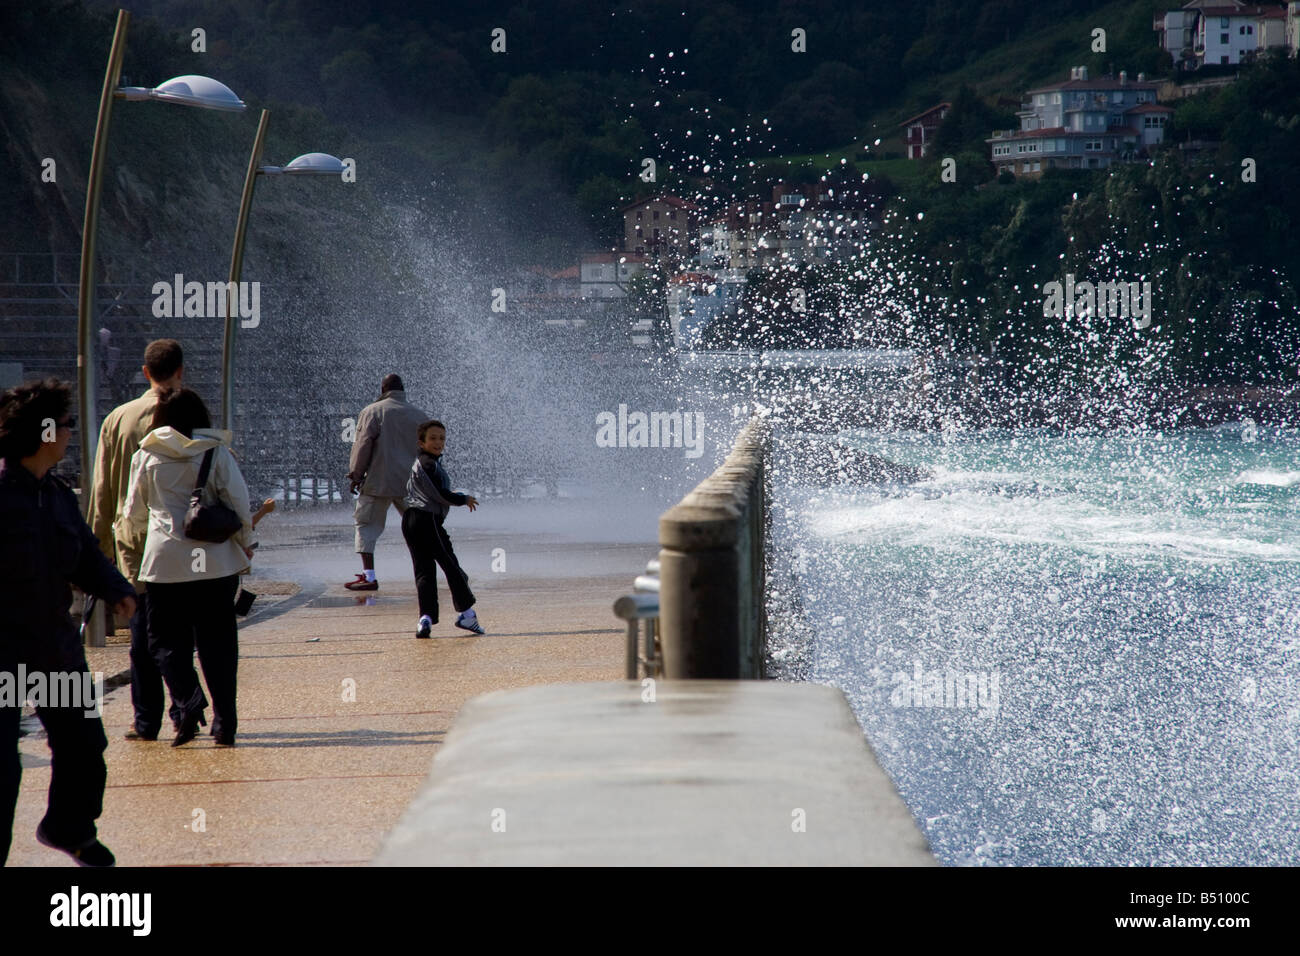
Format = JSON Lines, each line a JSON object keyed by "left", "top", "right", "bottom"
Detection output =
{"left": 192, "top": 448, "right": 216, "bottom": 500}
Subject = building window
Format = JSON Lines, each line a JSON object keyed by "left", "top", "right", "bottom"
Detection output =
{"left": 1085, "top": 139, "right": 1102, "bottom": 151}
{"left": 1220, "top": 17, "right": 1229, "bottom": 28}
{"left": 1052, "top": 93, "right": 1061, "bottom": 104}
{"left": 669, "top": 210, "right": 676, "bottom": 220}
{"left": 636, "top": 210, "right": 643, "bottom": 220}
{"left": 1220, "top": 33, "right": 1229, "bottom": 43}
{"left": 653, "top": 210, "right": 660, "bottom": 220}
{"left": 635, "top": 226, "right": 643, "bottom": 237}
{"left": 1221, "top": 55, "right": 1230, "bottom": 64}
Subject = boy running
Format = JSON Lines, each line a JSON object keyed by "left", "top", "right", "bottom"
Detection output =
{"left": 401, "top": 420, "right": 484, "bottom": 637}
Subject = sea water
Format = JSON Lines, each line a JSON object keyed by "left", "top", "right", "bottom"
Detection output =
{"left": 773, "top": 425, "right": 1300, "bottom": 865}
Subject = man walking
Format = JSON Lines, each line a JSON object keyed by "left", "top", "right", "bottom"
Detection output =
{"left": 86, "top": 339, "right": 183, "bottom": 741}
{"left": 344, "top": 374, "right": 428, "bottom": 591}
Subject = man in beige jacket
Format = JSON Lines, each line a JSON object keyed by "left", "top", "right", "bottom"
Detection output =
{"left": 86, "top": 339, "right": 184, "bottom": 740}
{"left": 344, "top": 374, "right": 428, "bottom": 590}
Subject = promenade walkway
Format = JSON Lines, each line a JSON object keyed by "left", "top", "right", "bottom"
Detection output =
{"left": 9, "top": 495, "right": 661, "bottom": 866}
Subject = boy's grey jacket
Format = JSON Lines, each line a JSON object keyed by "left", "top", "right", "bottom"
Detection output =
{"left": 347, "top": 389, "right": 429, "bottom": 497}
{"left": 404, "top": 451, "right": 468, "bottom": 519}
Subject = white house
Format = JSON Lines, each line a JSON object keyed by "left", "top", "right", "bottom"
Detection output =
{"left": 988, "top": 67, "right": 1173, "bottom": 177}
{"left": 579, "top": 252, "right": 650, "bottom": 299}
{"left": 1156, "top": 2, "right": 1291, "bottom": 69}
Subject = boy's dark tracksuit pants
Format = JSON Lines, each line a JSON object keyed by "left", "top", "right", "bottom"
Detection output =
{"left": 401, "top": 508, "right": 475, "bottom": 622}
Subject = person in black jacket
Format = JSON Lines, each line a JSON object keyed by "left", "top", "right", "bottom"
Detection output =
{"left": 0, "top": 378, "right": 136, "bottom": 867}
{"left": 401, "top": 420, "right": 484, "bottom": 638}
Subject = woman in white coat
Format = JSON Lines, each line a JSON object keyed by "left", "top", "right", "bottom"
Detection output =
{"left": 118, "top": 388, "right": 252, "bottom": 747}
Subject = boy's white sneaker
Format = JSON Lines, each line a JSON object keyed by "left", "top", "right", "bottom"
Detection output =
{"left": 455, "top": 610, "right": 485, "bottom": 635}
{"left": 416, "top": 615, "right": 433, "bottom": 639}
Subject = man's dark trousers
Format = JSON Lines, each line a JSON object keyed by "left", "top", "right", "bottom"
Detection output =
{"left": 401, "top": 509, "right": 475, "bottom": 622}
{"left": 2, "top": 680, "right": 109, "bottom": 864}
{"left": 128, "top": 590, "right": 179, "bottom": 737}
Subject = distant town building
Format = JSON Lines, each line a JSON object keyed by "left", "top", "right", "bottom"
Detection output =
{"left": 621, "top": 195, "right": 699, "bottom": 264}
{"left": 700, "top": 182, "right": 879, "bottom": 270}
{"left": 701, "top": 198, "right": 776, "bottom": 271}
{"left": 579, "top": 252, "right": 650, "bottom": 299}
{"left": 1154, "top": 1, "right": 1290, "bottom": 70}
{"left": 666, "top": 271, "right": 735, "bottom": 348}
{"left": 987, "top": 66, "right": 1173, "bottom": 178}
{"left": 898, "top": 103, "right": 951, "bottom": 159}
{"left": 518, "top": 264, "right": 580, "bottom": 299}
{"left": 1289, "top": 2, "right": 1300, "bottom": 53}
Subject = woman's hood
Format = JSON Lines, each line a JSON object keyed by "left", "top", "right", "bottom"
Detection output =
{"left": 138, "top": 426, "right": 232, "bottom": 459}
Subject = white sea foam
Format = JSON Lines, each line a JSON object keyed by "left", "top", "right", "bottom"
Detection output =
{"left": 808, "top": 485, "right": 1300, "bottom": 564}
{"left": 1236, "top": 469, "right": 1300, "bottom": 488}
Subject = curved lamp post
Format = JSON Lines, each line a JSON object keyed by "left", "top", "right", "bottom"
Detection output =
{"left": 76, "top": 9, "right": 245, "bottom": 500}
{"left": 76, "top": 10, "right": 243, "bottom": 650}
{"left": 221, "top": 121, "right": 344, "bottom": 431}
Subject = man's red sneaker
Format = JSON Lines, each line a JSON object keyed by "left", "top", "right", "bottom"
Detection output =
{"left": 344, "top": 574, "right": 378, "bottom": 591}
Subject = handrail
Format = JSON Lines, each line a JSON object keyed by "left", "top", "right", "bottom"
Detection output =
{"left": 613, "top": 591, "right": 660, "bottom": 680}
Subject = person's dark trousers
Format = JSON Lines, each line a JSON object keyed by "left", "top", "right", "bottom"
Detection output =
{"left": 401, "top": 508, "right": 476, "bottom": 623}
{"left": 127, "top": 590, "right": 180, "bottom": 737}
{"left": 2, "top": 680, "right": 108, "bottom": 865}
{"left": 146, "top": 575, "right": 240, "bottom": 740}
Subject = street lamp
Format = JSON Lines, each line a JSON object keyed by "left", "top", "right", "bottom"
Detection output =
{"left": 221, "top": 114, "right": 344, "bottom": 431}
{"left": 76, "top": 9, "right": 244, "bottom": 649}
{"left": 116, "top": 74, "right": 246, "bottom": 111}
{"left": 77, "top": 10, "right": 245, "bottom": 501}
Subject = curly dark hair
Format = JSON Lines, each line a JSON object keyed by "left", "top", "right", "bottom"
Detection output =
{"left": 0, "top": 377, "right": 72, "bottom": 461}
{"left": 417, "top": 419, "right": 446, "bottom": 442}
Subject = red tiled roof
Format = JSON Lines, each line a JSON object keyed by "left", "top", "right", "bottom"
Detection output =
{"left": 670, "top": 272, "right": 716, "bottom": 284}
{"left": 581, "top": 251, "right": 651, "bottom": 263}
{"left": 897, "top": 103, "right": 952, "bottom": 128}
{"left": 989, "top": 127, "right": 1128, "bottom": 140}
{"left": 1195, "top": 5, "right": 1276, "bottom": 16}
{"left": 1127, "top": 102, "right": 1175, "bottom": 113}
{"left": 1027, "top": 78, "right": 1162, "bottom": 94}
{"left": 620, "top": 195, "right": 701, "bottom": 213}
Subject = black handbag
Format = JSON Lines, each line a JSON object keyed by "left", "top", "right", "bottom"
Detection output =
{"left": 184, "top": 448, "right": 243, "bottom": 543}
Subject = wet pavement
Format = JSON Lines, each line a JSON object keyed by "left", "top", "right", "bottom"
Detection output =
{"left": 9, "top": 495, "right": 662, "bottom": 866}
